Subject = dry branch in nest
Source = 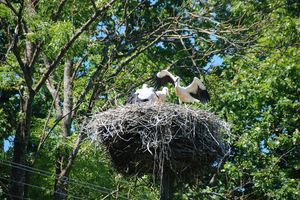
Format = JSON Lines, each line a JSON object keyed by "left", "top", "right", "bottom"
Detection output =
{"left": 87, "top": 103, "right": 230, "bottom": 185}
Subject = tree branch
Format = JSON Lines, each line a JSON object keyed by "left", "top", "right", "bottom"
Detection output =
{"left": 107, "top": 23, "right": 173, "bottom": 80}
{"left": 59, "top": 119, "right": 88, "bottom": 178}
{"left": 44, "top": 56, "right": 63, "bottom": 119}
{"left": 33, "top": 0, "right": 117, "bottom": 93}
{"left": 52, "top": 0, "right": 68, "bottom": 21}
{"left": 33, "top": 80, "right": 62, "bottom": 165}
{"left": 199, "top": 192, "right": 230, "bottom": 200}
{"left": 178, "top": 35, "right": 203, "bottom": 75}
{"left": 71, "top": 41, "right": 111, "bottom": 118}
{"left": 2, "top": 0, "right": 18, "bottom": 16}
{"left": 46, "top": 78, "right": 63, "bottom": 117}
{"left": 28, "top": 41, "right": 42, "bottom": 69}
{"left": 8, "top": 0, "right": 35, "bottom": 93}
{"left": 71, "top": 55, "right": 87, "bottom": 81}
{"left": 90, "top": 0, "right": 97, "bottom": 12}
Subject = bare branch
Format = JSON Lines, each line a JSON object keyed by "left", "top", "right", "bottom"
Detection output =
{"left": 179, "top": 36, "right": 196, "bottom": 66}
{"left": 107, "top": 23, "right": 173, "bottom": 80}
{"left": 119, "top": 0, "right": 146, "bottom": 30}
{"left": 71, "top": 55, "right": 87, "bottom": 81}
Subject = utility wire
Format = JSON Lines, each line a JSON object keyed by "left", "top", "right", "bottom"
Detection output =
{"left": 0, "top": 191, "right": 31, "bottom": 200}
{"left": 0, "top": 159, "right": 129, "bottom": 199}
{"left": 1, "top": 160, "right": 111, "bottom": 194}
{"left": 0, "top": 176, "right": 85, "bottom": 200}
{"left": 0, "top": 158, "right": 129, "bottom": 185}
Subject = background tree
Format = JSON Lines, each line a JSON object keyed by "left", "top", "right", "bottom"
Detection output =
{"left": 182, "top": 0, "right": 300, "bottom": 199}
{"left": 1, "top": 0, "right": 298, "bottom": 200}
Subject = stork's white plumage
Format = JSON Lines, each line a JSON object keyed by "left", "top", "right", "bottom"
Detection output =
{"left": 136, "top": 84, "right": 156, "bottom": 101}
{"left": 125, "top": 84, "right": 169, "bottom": 104}
{"left": 155, "top": 87, "right": 169, "bottom": 103}
{"left": 155, "top": 70, "right": 210, "bottom": 104}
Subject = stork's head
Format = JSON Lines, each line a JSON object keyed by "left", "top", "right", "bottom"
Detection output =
{"left": 142, "top": 84, "right": 148, "bottom": 89}
{"left": 162, "top": 87, "right": 169, "bottom": 95}
{"left": 157, "top": 70, "right": 168, "bottom": 78}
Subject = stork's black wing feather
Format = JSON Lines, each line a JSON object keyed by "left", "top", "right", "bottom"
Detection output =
{"left": 153, "top": 74, "right": 175, "bottom": 89}
{"left": 125, "top": 92, "right": 139, "bottom": 104}
{"left": 190, "top": 87, "right": 210, "bottom": 103}
{"left": 125, "top": 92, "right": 150, "bottom": 104}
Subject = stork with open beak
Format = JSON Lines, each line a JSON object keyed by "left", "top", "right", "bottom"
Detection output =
{"left": 154, "top": 69, "right": 210, "bottom": 104}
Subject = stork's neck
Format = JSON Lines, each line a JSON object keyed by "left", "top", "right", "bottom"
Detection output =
{"left": 174, "top": 78, "right": 178, "bottom": 86}
{"left": 175, "top": 79, "right": 181, "bottom": 88}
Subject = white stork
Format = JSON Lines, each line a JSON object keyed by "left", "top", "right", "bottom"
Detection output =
{"left": 125, "top": 84, "right": 169, "bottom": 104}
{"left": 154, "top": 69, "right": 210, "bottom": 104}
{"left": 155, "top": 87, "right": 169, "bottom": 103}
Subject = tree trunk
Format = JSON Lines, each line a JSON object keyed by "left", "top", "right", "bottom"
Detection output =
{"left": 10, "top": 92, "right": 34, "bottom": 199}
{"left": 54, "top": 60, "right": 73, "bottom": 200}
{"left": 11, "top": 1, "right": 37, "bottom": 198}
{"left": 54, "top": 151, "right": 68, "bottom": 200}
{"left": 62, "top": 60, "right": 73, "bottom": 137}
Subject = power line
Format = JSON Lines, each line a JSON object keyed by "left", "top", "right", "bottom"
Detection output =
{"left": 0, "top": 159, "right": 129, "bottom": 199}
{"left": 0, "top": 192, "right": 31, "bottom": 200}
{"left": 0, "top": 176, "right": 85, "bottom": 200}
{"left": 1, "top": 160, "right": 111, "bottom": 194}
{"left": 0, "top": 158, "right": 129, "bottom": 185}
{"left": 1, "top": 161, "right": 114, "bottom": 194}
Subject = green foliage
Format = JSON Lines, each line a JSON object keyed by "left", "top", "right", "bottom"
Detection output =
{"left": 184, "top": 0, "right": 300, "bottom": 199}
{"left": 1, "top": 0, "right": 299, "bottom": 199}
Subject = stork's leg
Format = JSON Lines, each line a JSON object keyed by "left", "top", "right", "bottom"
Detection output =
{"left": 178, "top": 98, "right": 182, "bottom": 105}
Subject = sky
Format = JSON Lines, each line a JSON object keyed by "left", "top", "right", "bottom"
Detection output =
{"left": 3, "top": 136, "right": 14, "bottom": 152}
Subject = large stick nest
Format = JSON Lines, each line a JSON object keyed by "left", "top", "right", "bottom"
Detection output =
{"left": 87, "top": 103, "right": 230, "bottom": 183}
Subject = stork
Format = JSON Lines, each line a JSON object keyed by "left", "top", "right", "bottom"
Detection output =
{"left": 154, "top": 69, "right": 210, "bottom": 104}
{"left": 155, "top": 87, "right": 169, "bottom": 103}
{"left": 125, "top": 84, "right": 169, "bottom": 104}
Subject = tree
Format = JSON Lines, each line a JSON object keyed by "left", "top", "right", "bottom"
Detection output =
{"left": 182, "top": 0, "right": 300, "bottom": 199}
{"left": 0, "top": 0, "right": 259, "bottom": 199}
{"left": 0, "top": 0, "right": 118, "bottom": 198}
